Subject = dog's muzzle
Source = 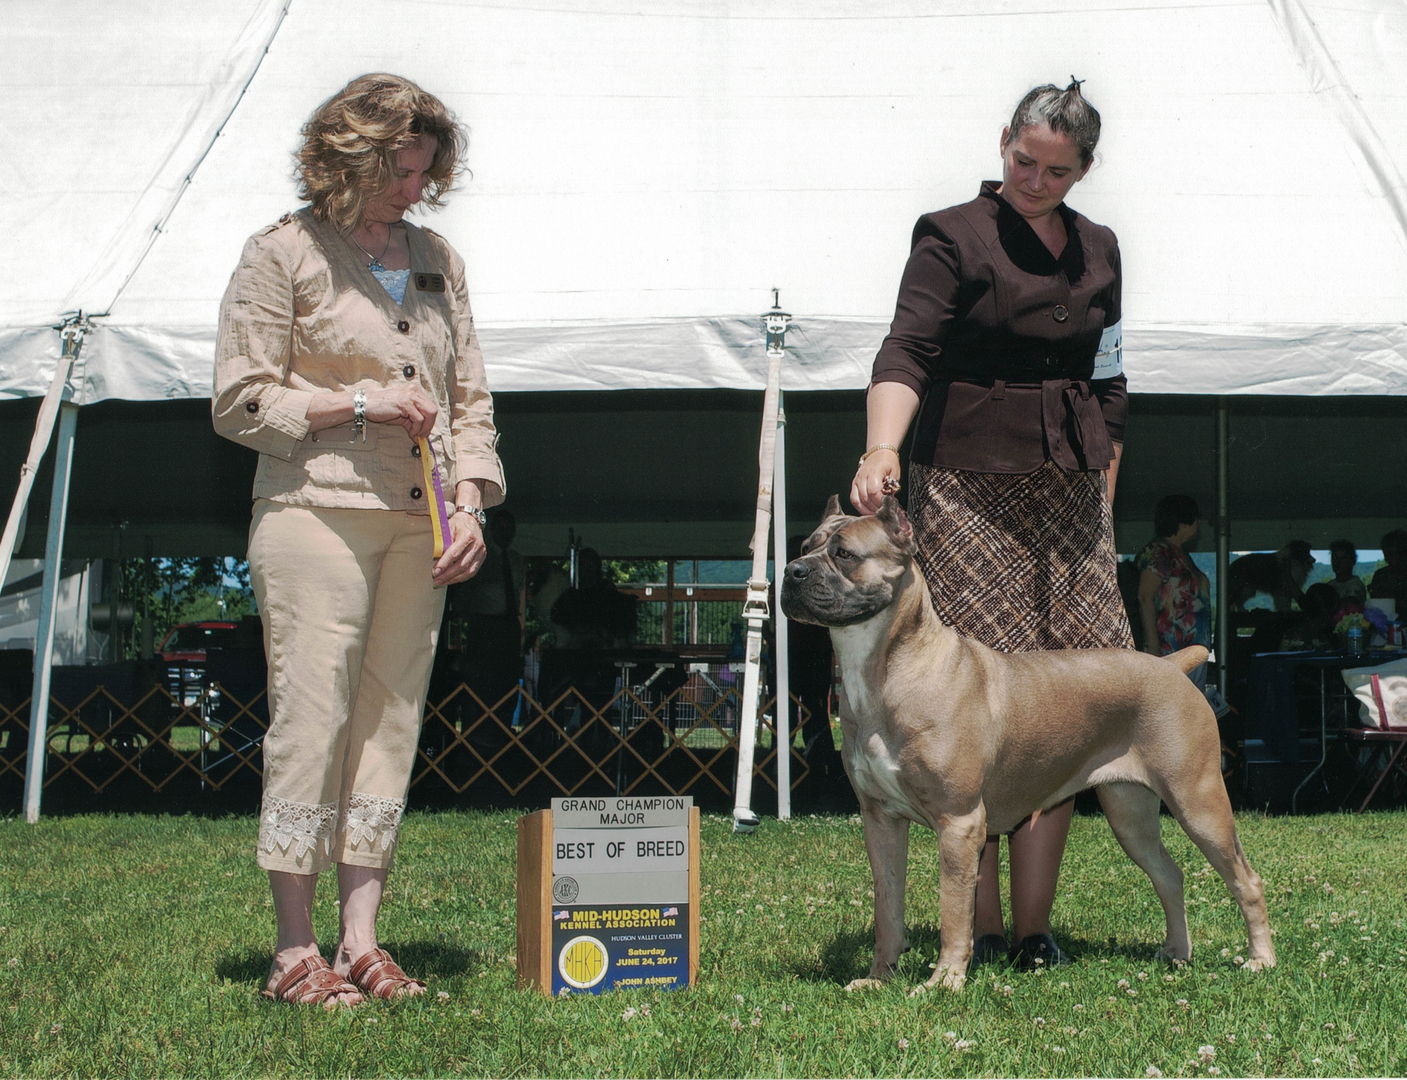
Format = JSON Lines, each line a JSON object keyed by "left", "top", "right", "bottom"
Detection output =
{"left": 779, "top": 559, "right": 819, "bottom": 622}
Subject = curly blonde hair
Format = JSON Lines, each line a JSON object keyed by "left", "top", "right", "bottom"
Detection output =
{"left": 296, "top": 73, "right": 466, "bottom": 231}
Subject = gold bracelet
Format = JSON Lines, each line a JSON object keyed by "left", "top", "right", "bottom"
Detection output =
{"left": 858, "top": 443, "right": 900, "bottom": 466}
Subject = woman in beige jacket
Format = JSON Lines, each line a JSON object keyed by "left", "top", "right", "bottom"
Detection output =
{"left": 213, "top": 74, "right": 505, "bottom": 1007}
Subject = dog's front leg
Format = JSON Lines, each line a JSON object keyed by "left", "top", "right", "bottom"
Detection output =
{"left": 845, "top": 803, "right": 910, "bottom": 991}
{"left": 924, "top": 805, "right": 987, "bottom": 992}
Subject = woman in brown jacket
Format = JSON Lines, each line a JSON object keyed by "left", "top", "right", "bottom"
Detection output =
{"left": 851, "top": 80, "right": 1132, "bottom": 972}
{"left": 213, "top": 74, "right": 505, "bottom": 1007}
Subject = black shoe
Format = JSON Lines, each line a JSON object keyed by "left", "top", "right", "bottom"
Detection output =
{"left": 1010, "top": 932, "right": 1072, "bottom": 971}
{"left": 970, "top": 933, "right": 1010, "bottom": 968}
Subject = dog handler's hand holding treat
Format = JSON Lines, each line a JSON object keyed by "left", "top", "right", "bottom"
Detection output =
{"left": 850, "top": 79, "right": 1131, "bottom": 972}
{"left": 212, "top": 74, "right": 504, "bottom": 1008}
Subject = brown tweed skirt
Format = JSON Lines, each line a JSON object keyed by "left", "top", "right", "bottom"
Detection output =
{"left": 908, "top": 460, "right": 1134, "bottom": 654}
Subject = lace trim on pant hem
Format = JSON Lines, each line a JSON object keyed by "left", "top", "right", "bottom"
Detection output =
{"left": 343, "top": 792, "right": 406, "bottom": 854}
{"left": 259, "top": 796, "right": 338, "bottom": 860}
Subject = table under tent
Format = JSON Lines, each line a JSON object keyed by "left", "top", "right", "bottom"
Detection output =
{"left": 1, "top": 0, "right": 1404, "bottom": 821}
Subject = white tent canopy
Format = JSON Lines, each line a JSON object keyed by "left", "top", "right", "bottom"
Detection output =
{"left": 2, "top": 0, "right": 1405, "bottom": 402}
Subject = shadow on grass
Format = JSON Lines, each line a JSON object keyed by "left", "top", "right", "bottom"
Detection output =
{"left": 794, "top": 924, "right": 1182, "bottom": 986}
{"left": 214, "top": 940, "right": 488, "bottom": 989}
{"left": 791, "top": 923, "right": 945, "bottom": 986}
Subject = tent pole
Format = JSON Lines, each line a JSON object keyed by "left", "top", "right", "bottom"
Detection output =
{"left": 732, "top": 298, "right": 790, "bottom": 834}
{"left": 1215, "top": 397, "right": 1230, "bottom": 698}
{"left": 0, "top": 314, "right": 90, "bottom": 595}
{"left": 24, "top": 400, "right": 81, "bottom": 824}
{"left": 771, "top": 392, "right": 790, "bottom": 821}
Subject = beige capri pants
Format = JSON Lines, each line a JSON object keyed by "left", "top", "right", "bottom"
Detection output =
{"left": 248, "top": 499, "right": 446, "bottom": 874}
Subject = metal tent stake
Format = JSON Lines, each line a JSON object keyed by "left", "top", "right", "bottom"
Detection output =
{"left": 732, "top": 297, "right": 789, "bottom": 834}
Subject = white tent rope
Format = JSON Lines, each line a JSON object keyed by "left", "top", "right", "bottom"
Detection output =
{"left": 732, "top": 305, "right": 789, "bottom": 832}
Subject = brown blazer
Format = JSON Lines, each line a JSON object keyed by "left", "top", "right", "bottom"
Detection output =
{"left": 871, "top": 182, "right": 1127, "bottom": 473}
{"left": 212, "top": 209, "right": 505, "bottom": 512}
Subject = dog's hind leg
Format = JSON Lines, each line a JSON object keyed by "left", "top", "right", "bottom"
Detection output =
{"left": 1162, "top": 774, "right": 1276, "bottom": 972}
{"left": 1097, "top": 782, "right": 1191, "bottom": 962}
{"left": 846, "top": 805, "right": 910, "bottom": 991}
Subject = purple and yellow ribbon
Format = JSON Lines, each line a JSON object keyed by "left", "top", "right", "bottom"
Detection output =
{"left": 417, "top": 436, "right": 452, "bottom": 559}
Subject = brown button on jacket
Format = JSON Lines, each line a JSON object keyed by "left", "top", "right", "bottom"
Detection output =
{"left": 212, "top": 209, "right": 505, "bottom": 511}
{"left": 871, "top": 182, "right": 1127, "bottom": 473}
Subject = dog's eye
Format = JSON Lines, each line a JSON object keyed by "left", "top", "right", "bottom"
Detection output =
{"left": 833, "top": 546, "right": 854, "bottom": 561}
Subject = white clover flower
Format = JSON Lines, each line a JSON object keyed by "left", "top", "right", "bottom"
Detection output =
{"left": 897, "top": 1038, "right": 910, "bottom": 1050}
{"left": 1198, "top": 1045, "right": 1216, "bottom": 1063}
{"left": 437, "top": 991, "right": 450, "bottom": 1001}
{"left": 1145, "top": 1066, "right": 1163, "bottom": 1077}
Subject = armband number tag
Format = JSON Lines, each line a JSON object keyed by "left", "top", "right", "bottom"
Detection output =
{"left": 1093, "top": 319, "right": 1123, "bottom": 379}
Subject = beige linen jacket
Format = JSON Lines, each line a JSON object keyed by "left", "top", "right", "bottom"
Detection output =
{"left": 212, "top": 209, "right": 505, "bottom": 513}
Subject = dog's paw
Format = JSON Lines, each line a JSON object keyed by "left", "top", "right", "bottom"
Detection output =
{"left": 844, "top": 978, "right": 887, "bottom": 992}
{"left": 906, "top": 983, "right": 927, "bottom": 999}
{"left": 923, "top": 965, "right": 967, "bottom": 992}
{"left": 1241, "top": 955, "right": 1275, "bottom": 973}
{"left": 1155, "top": 946, "right": 1191, "bottom": 965}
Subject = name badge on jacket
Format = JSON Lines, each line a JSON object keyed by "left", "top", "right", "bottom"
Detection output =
{"left": 1093, "top": 319, "right": 1123, "bottom": 379}
{"left": 414, "top": 272, "right": 446, "bottom": 293}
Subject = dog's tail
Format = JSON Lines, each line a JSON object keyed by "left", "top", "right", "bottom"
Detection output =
{"left": 1164, "top": 645, "right": 1209, "bottom": 674}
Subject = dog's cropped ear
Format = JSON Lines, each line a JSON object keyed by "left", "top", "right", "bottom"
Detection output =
{"left": 823, "top": 494, "right": 843, "bottom": 520}
{"left": 876, "top": 496, "right": 914, "bottom": 551}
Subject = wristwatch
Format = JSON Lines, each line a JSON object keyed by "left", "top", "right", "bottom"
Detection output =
{"left": 352, "top": 389, "right": 367, "bottom": 442}
{"left": 452, "top": 504, "right": 487, "bottom": 527}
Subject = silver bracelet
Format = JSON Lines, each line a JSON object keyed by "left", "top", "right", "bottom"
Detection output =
{"left": 353, "top": 389, "right": 367, "bottom": 442}
{"left": 452, "top": 504, "right": 487, "bottom": 526}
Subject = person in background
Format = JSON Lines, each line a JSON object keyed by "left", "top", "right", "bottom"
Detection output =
{"left": 551, "top": 549, "right": 637, "bottom": 649}
{"left": 1279, "top": 582, "right": 1342, "bottom": 651}
{"left": 1136, "top": 495, "right": 1211, "bottom": 683}
{"left": 1326, "top": 539, "right": 1367, "bottom": 606}
{"left": 213, "top": 74, "right": 504, "bottom": 1007}
{"left": 1369, "top": 529, "right": 1407, "bottom": 608}
{"left": 852, "top": 79, "right": 1131, "bottom": 971}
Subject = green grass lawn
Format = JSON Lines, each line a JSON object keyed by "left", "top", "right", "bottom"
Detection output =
{"left": 1, "top": 808, "right": 1404, "bottom": 1078}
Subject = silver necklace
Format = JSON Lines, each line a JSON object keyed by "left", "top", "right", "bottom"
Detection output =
{"left": 349, "top": 226, "right": 392, "bottom": 272}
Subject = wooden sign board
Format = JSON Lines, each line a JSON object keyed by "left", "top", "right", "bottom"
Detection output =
{"left": 516, "top": 797, "right": 700, "bottom": 996}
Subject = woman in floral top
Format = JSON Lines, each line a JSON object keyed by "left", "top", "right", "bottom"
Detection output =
{"left": 1137, "top": 495, "right": 1211, "bottom": 662}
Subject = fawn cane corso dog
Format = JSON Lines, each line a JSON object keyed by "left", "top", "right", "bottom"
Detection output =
{"left": 779, "top": 496, "right": 1275, "bottom": 992}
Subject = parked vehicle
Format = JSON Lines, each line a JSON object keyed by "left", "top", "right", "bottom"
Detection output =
{"left": 157, "top": 621, "right": 240, "bottom": 663}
